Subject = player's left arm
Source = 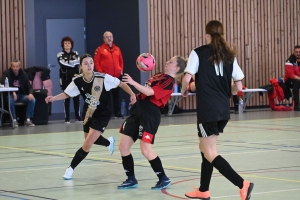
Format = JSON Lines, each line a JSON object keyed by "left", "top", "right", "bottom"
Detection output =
{"left": 119, "top": 82, "right": 136, "bottom": 104}
{"left": 232, "top": 58, "right": 244, "bottom": 91}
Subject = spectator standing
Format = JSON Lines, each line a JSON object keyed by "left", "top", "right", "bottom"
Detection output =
{"left": 94, "top": 31, "right": 124, "bottom": 118}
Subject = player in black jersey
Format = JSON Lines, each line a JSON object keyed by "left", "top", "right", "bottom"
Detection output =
{"left": 181, "top": 21, "right": 254, "bottom": 200}
{"left": 117, "top": 56, "right": 186, "bottom": 190}
{"left": 46, "top": 54, "right": 136, "bottom": 180}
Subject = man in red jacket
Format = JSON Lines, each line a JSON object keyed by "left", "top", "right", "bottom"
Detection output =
{"left": 284, "top": 45, "right": 300, "bottom": 111}
{"left": 94, "top": 31, "right": 124, "bottom": 117}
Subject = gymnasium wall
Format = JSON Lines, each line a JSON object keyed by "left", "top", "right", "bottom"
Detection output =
{"left": 0, "top": 0, "right": 25, "bottom": 75}
{"left": 147, "top": 0, "right": 300, "bottom": 110}
{"left": 1, "top": 0, "right": 299, "bottom": 113}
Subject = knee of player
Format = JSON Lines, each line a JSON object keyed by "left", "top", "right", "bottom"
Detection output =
{"left": 119, "top": 142, "right": 129, "bottom": 153}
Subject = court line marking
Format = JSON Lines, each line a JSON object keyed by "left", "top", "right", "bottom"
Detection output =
{"left": 0, "top": 193, "right": 29, "bottom": 200}
{"left": 208, "top": 188, "right": 300, "bottom": 199}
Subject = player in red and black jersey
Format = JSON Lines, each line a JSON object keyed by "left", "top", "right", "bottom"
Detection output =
{"left": 117, "top": 56, "right": 186, "bottom": 190}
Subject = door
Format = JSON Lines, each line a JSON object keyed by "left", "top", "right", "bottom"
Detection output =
{"left": 46, "top": 18, "right": 85, "bottom": 115}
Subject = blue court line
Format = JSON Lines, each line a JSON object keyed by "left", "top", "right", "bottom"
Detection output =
{"left": 0, "top": 193, "right": 30, "bottom": 200}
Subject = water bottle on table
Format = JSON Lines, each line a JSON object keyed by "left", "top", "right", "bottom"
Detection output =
{"left": 238, "top": 98, "right": 244, "bottom": 114}
{"left": 121, "top": 99, "right": 127, "bottom": 116}
{"left": 5, "top": 77, "right": 9, "bottom": 88}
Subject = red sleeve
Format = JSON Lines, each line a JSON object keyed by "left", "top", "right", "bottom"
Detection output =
{"left": 152, "top": 76, "right": 173, "bottom": 100}
{"left": 285, "top": 63, "right": 295, "bottom": 79}
{"left": 94, "top": 47, "right": 102, "bottom": 72}
{"left": 119, "top": 48, "right": 124, "bottom": 70}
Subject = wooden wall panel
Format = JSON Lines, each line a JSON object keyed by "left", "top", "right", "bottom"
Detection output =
{"left": 148, "top": 0, "right": 300, "bottom": 110}
{"left": 0, "top": 0, "right": 25, "bottom": 76}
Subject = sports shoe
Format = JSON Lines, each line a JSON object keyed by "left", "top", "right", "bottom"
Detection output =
{"left": 240, "top": 180, "right": 254, "bottom": 200}
{"left": 13, "top": 120, "right": 18, "bottom": 128}
{"left": 185, "top": 187, "right": 210, "bottom": 199}
{"left": 63, "top": 166, "right": 74, "bottom": 180}
{"left": 24, "top": 120, "right": 35, "bottom": 127}
{"left": 117, "top": 179, "right": 138, "bottom": 189}
{"left": 75, "top": 117, "right": 83, "bottom": 122}
{"left": 151, "top": 178, "right": 172, "bottom": 190}
{"left": 65, "top": 118, "right": 70, "bottom": 124}
{"left": 107, "top": 136, "right": 115, "bottom": 155}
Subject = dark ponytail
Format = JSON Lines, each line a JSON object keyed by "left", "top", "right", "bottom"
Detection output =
{"left": 206, "top": 20, "right": 237, "bottom": 65}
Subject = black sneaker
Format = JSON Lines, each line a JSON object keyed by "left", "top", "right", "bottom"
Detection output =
{"left": 65, "top": 118, "right": 70, "bottom": 124}
{"left": 117, "top": 179, "right": 138, "bottom": 189}
{"left": 151, "top": 178, "right": 172, "bottom": 190}
{"left": 75, "top": 117, "right": 83, "bottom": 122}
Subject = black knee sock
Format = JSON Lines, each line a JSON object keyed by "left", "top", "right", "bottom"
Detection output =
{"left": 232, "top": 95, "right": 239, "bottom": 111}
{"left": 94, "top": 135, "right": 110, "bottom": 147}
{"left": 149, "top": 156, "right": 167, "bottom": 180}
{"left": 199, "top": 152, "right": 213, "bottom": 192}
{"left": 70, "top": 147, "right": 89, "bottom": 169}
{"left": 122, "top": 154, "right": 135, "bottom": 180}
{"left": 212, "top": 155, "right": 244, "bottom": 189}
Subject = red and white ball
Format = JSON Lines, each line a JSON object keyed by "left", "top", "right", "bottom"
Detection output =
{"left": 136, "top": 53, "right": 156, "bottom": 72}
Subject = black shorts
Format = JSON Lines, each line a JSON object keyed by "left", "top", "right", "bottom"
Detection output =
{"left": 119, "top": 101, "right": 161, "bottom": 144}
{"left": 197, "top": 120, "right": 228, "bottom": 137}
{"left": 83, "top": 116, "right": 110, "bottom": 133}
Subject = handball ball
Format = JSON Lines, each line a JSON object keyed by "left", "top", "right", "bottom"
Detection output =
{"left": 136, "top": 53, "right": 156, "bottom": 72}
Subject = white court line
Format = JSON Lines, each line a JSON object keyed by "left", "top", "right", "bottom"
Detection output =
{"left": 0, "top": 162, "right": 118, "bottom": 174}
{"left": 212, "top": 188, "right": 300, "bottom": 199}
{"left": 1, "top": 146, "right": 300, "bottom": 173}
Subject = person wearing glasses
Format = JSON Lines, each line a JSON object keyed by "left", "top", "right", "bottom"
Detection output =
{"left": 46, "top": 54, "right": 136, "bottom": 180}
{"left": 57, "top": 36, "right": 82, "bottom": 123}
{"left": 94, "top": 31, "right": 124, "bottom": 118}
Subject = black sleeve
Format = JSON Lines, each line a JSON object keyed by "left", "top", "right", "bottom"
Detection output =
{"left": 23, "top": 72, "right": 33, "bottom": 94}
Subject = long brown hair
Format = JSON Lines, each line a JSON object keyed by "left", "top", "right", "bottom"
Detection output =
{"left": 206, "top": 20, "right": 237, "bottom": 65}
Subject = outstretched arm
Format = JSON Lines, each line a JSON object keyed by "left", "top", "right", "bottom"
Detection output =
{"left": 181, "top": 73, "right": 192, "bottom": 97}
{"left": 45, "top": 93, "right": 69, "bottom": 103}
{"left": 122, "top": 73, "right": 154, "bottom": 96}
{"left": 119, "top": 81, "right": 136, "bottom": 105}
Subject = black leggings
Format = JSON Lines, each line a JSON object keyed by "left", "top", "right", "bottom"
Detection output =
{"left": 285, "top": 78, "right": 300, "bottom": 103}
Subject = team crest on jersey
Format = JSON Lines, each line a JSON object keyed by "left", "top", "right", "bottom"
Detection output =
{"left": 94, "top": 86, "right": 101, "bottom": 92}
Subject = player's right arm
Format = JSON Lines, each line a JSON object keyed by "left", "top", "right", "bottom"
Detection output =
{"left": 45, "top": 93, "right": 69, "bottom": 103}
{"left": 122, "top": 73, "right": 154, "bottom": 96}
{"left": 45, "top": 80, "right": 80, "bottom": 103}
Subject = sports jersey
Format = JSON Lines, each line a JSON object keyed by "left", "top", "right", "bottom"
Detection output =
{"left": 64, "top": 72, "right": 120, "bottom": 118}
{"left": 136, "top": 73, "right": 174, "bottom": 108}
{"left": 185, "top": 45, "right": 244, "bottom": 122}
{"left": 284, "top": 54, "right": 300, "bottom": 81}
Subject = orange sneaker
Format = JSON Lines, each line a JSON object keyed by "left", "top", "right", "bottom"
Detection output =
{"left": 185, "top": 187, "right": 210, "bottom": 199}
{"left": 239, "top": 180, "right": 254, "bottom": 200}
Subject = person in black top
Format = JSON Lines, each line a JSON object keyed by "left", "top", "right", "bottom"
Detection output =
{"left": 57, "top": 36, "right": 81, "bottom": 123}
{"left": 181, "top": 20, "right": 254, "bottom": 200}
{"left": 0, "top": 59, "right": 35, "bottom": 127}
{"left": 46, "top": 54, "right": 136, "bottom": 180}
{"left": 117, "top": 56, "right": 186, "bottom": 190}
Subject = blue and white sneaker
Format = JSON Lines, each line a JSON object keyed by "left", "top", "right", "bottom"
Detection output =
{"left": 151, "top": 178, "right": 172, "bottom": 190}
{"left": 63, "top": 167, "right": 74, "bottom": 180}
{"left": 107, "top": 136, "right": 115, "bottom": 155}
{"left": 117, "top": 179, "right": 138, "bottom": 189}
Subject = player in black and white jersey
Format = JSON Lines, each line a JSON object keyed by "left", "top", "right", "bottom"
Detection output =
{"left": 46, "top": 54, "right": 136, "bottom": 180}
{"left": 181, "top": 21, "right": 254, "bottom": 200}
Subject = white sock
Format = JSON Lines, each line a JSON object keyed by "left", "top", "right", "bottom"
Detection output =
{"left": 13, "top": 119, "right": 17, "bottom": 122}
{"left": 27, "top": 118, "right": 30, "bottom": 122}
